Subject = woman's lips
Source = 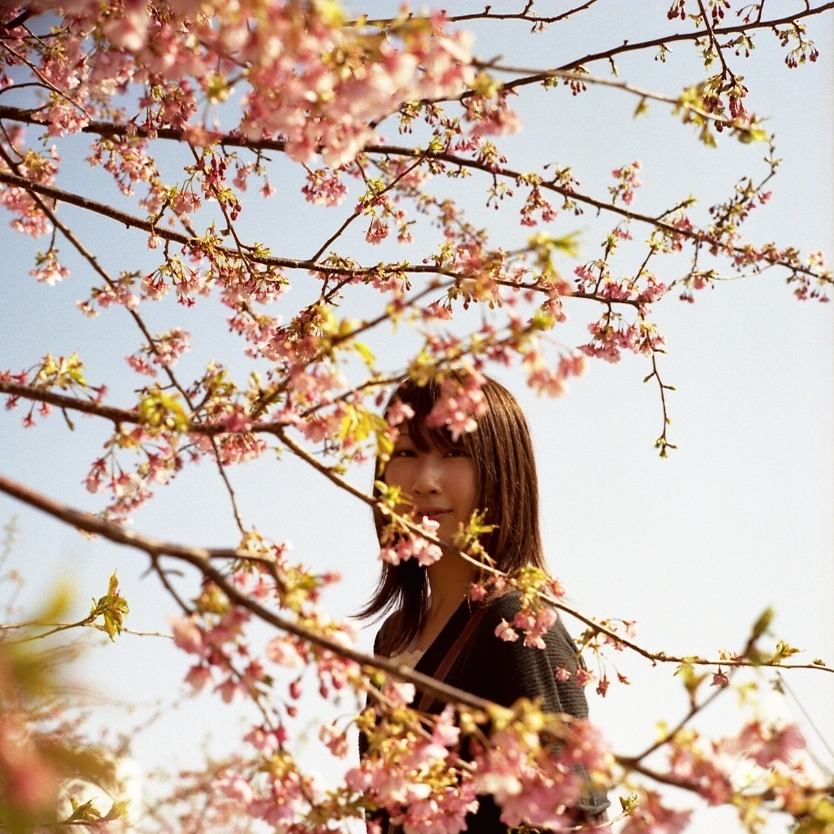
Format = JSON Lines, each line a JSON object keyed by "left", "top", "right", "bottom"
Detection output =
{"left": 416, "top": 509, "right": 449, "bottom": 520}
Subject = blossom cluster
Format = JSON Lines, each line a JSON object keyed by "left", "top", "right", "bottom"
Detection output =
{"left": 6, "top": 1, "right": 474, "bottom": 170}
{"left": 425, "top": 371, "right": 489, "bottom": 441}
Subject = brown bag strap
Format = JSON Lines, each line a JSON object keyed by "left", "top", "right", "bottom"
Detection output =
{"left": 415, "top": 605, "right": 487, "bottom": 712}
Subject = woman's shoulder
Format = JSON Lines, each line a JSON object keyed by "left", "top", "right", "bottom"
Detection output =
{"left": 479, "top": 590, "right": 524, "bottom": 619}
{"left": 448, "top": 591, "right": 587, "bottom": 715}
{"left": 472, "top": 591, "right": 578, "bottom": 655}
{"left": 477, "top": 589, "right": 558, "bottom": 625}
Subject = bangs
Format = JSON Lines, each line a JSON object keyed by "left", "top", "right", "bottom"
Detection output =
{"left": 387, "top": 379, "right": 466, "bottom": 454}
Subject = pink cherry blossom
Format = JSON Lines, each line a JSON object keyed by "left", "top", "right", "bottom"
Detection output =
{"left": 184, "top": 664, "right": 212, "bottom": 691}
{"left": 265, "top": 636, "right": 305, "bottom": 668}
{"left": 494, "top": 619, "right": 519, "bottom": 642}
{"left": 621, "top": 790, "right": 692, "bottom": 834}
{"left": 169, "top": 615, "right": 205, "bottom": 655}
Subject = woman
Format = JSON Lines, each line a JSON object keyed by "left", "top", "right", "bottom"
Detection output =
{"left": 359, "top": 374, "right": 609, "bottom": 832}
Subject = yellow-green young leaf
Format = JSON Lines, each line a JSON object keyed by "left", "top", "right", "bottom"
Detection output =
{"left": 65, "top": 799, "right": 102, "bottom": 823}
{"left": 374, "top": 481, "right": 405, "bottom": 514}
{"left": 619, "top": 793, "right": 639, "bottom": 815}
{"left": 337, "top": 317, "right": 359, "bottom": 338}
{"left": 794, "top": 798, "right": 834, "bottom": 833}
{"left": 103, "top": 801, "right": 130, "bottom": 822}
{"left": 206, "top": 72, "right": 231, "bottom": 104}
{"left": 316, "top": 304, "right": 339, "bottom": 337}
{"left": 316, "top": 0, "right": 345, "bottom": 27}
{"left": 674, "top": 660, "right": 706, "bottom": 697}
{"left": 407, "top": 352, "right": 438, "bottom": 386}
{"left": 353, "top": 341, "right": 376, "bottom": 366}
{"left": 373, "top": 479, "right": 391, "bottom": 500}
{"left": 526, "top": 230, "right": 582, "bottom": 258}
{"left": 106, "top": 572, "right": 119, "bottom": 599}
{"left": 138, "top": 390, "right": 189, "bottom": 431}
{"left": 485, "top": 703, "right": 514, "bottom": 733}
{"left": 340, "top": 404, "right": 376, "bottom": 443}
{"left": 375, "top": 426, "right": 394, "bottom": 463}
{"left": 90, "top": 572, "right": 129, "bottom": 641}
{"left": 675, "top": 85, "right": 701, "bottom": 114}
{"left": 194, "top": 583, "right": 230, "bottom": 615}
{"left": 530, "top": 307, "right": 556, "bottom": 331}
{"left": 736, "top": 125, "right": 769, "bottom": 144}
{"left": 771, "top": 640, "right": 801, "bottom": 664}
{"left": 64, "top": 353, "right": 87, "bottom": 387}
{"left": 699, "top": 122, "right": 718, "bottom": 148}
{"left": 750, "top": 607, "right": 774, "bottom": 642}
{"left": 633, "top": 97, "right": 649, "bottom": 118}
{"left": 469, "top": 70, "right": 500, "bottom": 97}
{"left": 814, "top": 797, "right": 834, "bottom": 824}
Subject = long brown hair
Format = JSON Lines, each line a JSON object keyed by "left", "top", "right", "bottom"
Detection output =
{"left": 357, "top": 373, "right": 547, "bottom": 654}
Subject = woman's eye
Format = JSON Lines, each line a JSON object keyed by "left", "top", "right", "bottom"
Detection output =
{"left": 444, "top": 448, "right": 468, "bottom": 458}
{"left": 393, "top": 448, "right": 416, "bottom": 458}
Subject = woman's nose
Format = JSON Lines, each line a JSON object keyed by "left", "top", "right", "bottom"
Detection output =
{"left": 411, "top": 457, "right": 440, "bottom": 495}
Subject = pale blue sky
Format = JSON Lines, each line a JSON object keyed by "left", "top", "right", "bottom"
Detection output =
{"left": 1, "top": 4, "right": 832, "bottom": 832}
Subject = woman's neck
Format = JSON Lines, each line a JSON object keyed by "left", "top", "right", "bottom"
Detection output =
{"left": 414, "top": 551, "right": 475, "bottom": 651}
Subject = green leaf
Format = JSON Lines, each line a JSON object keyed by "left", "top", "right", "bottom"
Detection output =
{"left": 90, "top": 572, "right": 129, "bottom": 641}
{"left": 65, "top": 798, "right": 101, "bottom": 823}
{"left": 104, "top": 801, "right": 130, "bottom": 822}
{"left": 770, "top": 639, "right": 801, "bottom": 664}
{"left": 353, "top": 341, "right": 376, "bottom": 366}
{"left": 750, "top": 607, "right": 773, "bottom": 641}
{"left": 736, "top": 125, "right": 769, "bottom": 144}
{"left": 620, "top": 793, "right": 639, "bottom": 815}
{"left": 674, "top": 659, "right": 706, "bottom": 697}
{"left": 138, "top": 390, "right": 189, "bottom": 431}
{"left": 699, "top": 122, "right": 718, "bottom": 148}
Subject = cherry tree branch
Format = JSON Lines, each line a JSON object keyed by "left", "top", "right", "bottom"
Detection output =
{"left": 353, "top": 1, "right": 832, "bottom": 41}
{"left": 308, "top": 153, "right": 428, "bottom": 263}
{"left": 0, "top": 471, "right": 494, "bottom": 712}
{"left": 472, "top": 66, "right": 752, "bottom": 132}
{"left": 644, "top": 353, "right": 677, "bottom": 457}
{"left": 1, "top": 146, "right": 826, "bottom": 289}
{"left": 0, "top": 378, "right": 289, "bottom": 436}
{"left": 1, "top": 410, "right": 829, "bottom": 677}
{"left": 271, "top": 429, "right": 834, "bottom": 676}
{"left": 1, "top": 470, "right": 828, "bottom": 811}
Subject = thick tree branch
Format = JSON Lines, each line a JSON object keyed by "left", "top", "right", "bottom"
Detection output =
{"left": 0, "top": 380, "right": 138, "bottom": 424}
{"left": 0, "top": 471, "right": 494, "bottom": 712}
{"left": 0, "top": 419, "right": 829, "bottom": 677}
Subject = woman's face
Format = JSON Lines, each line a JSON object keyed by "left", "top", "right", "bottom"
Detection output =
{"left": 383, "top": 425, "right": 477, "bottom": 547}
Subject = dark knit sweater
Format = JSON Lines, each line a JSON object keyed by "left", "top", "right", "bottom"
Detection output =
{"left": 366, "top": 593, "right": 610, "bottom": 832}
